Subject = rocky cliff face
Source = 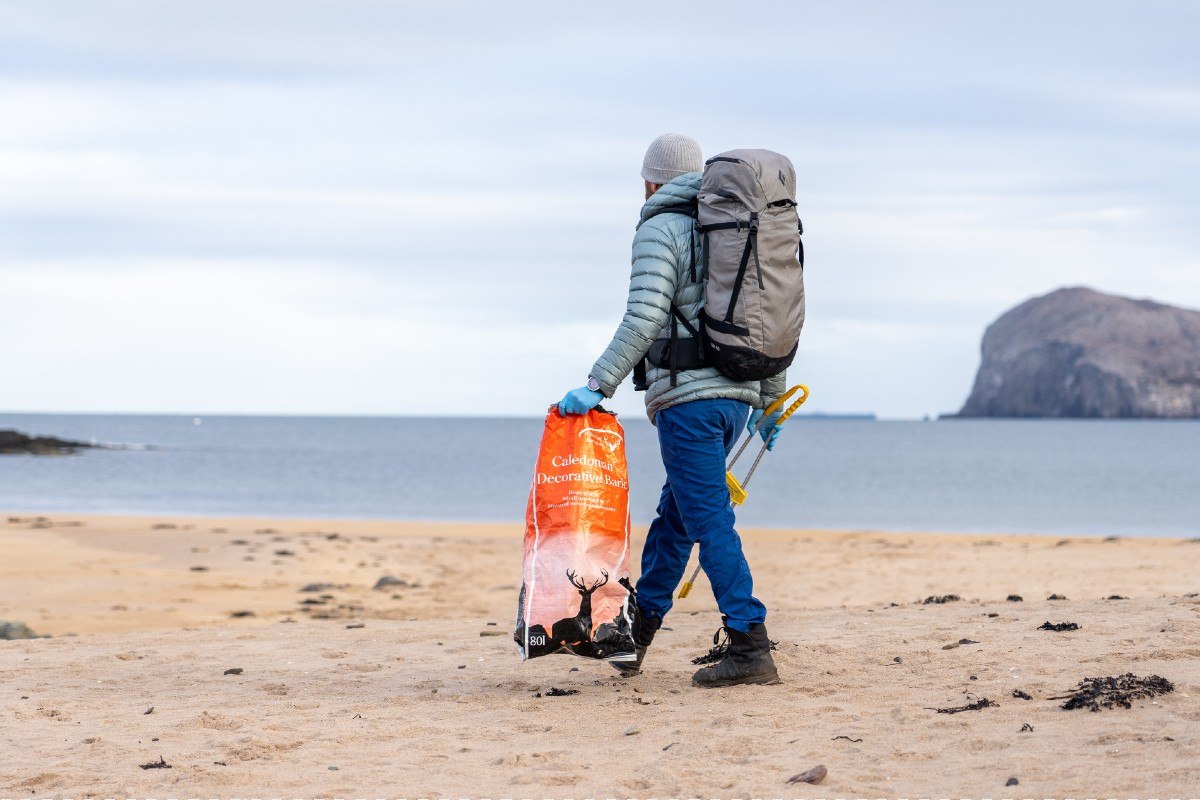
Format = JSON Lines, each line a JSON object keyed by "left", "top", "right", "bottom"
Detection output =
{"left": 958, "top": 287, "right": 1200, "bottom": 418}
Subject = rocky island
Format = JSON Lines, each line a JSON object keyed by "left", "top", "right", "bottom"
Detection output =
{"left": 958, "top": 287, "right": 1200, "bottom": 418}
{"left": 0, "top": 429, "right": 96, "bottom": 455}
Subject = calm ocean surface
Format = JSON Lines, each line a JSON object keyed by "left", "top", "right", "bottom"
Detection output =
{"left": 1, "top": 413, "right": 1197, "bottom": 538}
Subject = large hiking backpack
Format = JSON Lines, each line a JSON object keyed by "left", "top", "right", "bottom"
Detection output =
{"left": 634, "top": 149, "right": 805, "bottom": 390}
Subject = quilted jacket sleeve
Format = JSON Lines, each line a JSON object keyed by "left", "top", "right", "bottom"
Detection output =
{"left": 589, "top": 218, "right": 681, "bottom": 397}
{"left": 758, "top": 369, "right": 788, "bottom": 410}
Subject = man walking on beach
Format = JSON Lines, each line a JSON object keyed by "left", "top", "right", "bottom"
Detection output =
{"left": 557, "top": 133, "right": 786, "bottom": 687}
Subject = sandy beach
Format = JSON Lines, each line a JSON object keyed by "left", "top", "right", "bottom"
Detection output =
{"left": 2, "top": 513, "right": 1198, "bottom": 797}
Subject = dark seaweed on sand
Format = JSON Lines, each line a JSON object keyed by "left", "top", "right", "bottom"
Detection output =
{"left": 926, "top": 697, "right": 996, "bottom": 714}
{"left": 922, "top": 594, "right": 961, "bottom": 604}
{"left": 1056, "top": 674, "right": 1174, "bottom": 712}
{"left": 1038, "top": 621, "right": 1080, "bottom": 631}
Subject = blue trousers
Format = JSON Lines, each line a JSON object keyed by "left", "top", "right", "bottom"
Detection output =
{"left": 635, "top": 398, "right": 767, "bottom": 633}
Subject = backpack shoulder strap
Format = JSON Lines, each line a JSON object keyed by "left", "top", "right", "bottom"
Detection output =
{"left": 643, "top": 200, "right": 698, "bottom": 222}
{"left": 634, "top": 199, "right": 704, "bottom": 389}
{"left": 643, "top": 200, "right": 700, "bottom": 284}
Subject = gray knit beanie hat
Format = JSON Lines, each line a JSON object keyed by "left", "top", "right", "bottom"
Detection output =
{"left": 641, "top": 133, "right": 703, "bottom": 184}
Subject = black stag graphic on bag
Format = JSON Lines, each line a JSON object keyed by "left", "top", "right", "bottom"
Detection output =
{"left": 551, "top": 569, "right": 609, "bottom": 648}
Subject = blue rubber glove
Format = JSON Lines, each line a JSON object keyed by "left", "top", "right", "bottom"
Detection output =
{"left": 747, "top": 408, "right": 783, "bottom": 450}
{"left": 558, "top": 386, "right": 604, "bottom": 416}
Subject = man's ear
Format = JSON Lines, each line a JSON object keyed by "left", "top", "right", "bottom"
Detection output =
{"left": 644, "top": 181, "right": 662, "bottom": 200}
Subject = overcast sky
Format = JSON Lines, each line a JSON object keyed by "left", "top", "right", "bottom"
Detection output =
{"left": 2, "top": 1, "right": 1198, "bottom": 418}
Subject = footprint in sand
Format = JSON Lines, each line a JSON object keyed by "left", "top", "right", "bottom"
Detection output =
{"left": 16, "top": 772, "right": 63, "bottom": 790}
{"left": 225, "top": 737, "right": 304, "bottom": 761}
{"left": 198, "top": 711, "right": 243, "bottom": 730}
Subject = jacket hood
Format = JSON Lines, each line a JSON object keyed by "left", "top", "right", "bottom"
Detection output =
{"left": 637, "top": 171, "right": 702, "bottom": 229}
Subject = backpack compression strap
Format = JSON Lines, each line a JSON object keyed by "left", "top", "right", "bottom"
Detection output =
{"left": 696, "top": 213, "right": 759, "bottom": 336}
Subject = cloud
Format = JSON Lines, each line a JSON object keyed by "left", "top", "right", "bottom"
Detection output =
{"left": 0, "top": 259, "right": 600, "bottom": 413}
{"left": 2, "top": 1, "right": 1199, "bottom": 417}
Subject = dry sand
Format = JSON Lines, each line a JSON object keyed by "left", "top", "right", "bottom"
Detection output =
{"left": 1, "top": 513, "right": 1198, "bottom": 798}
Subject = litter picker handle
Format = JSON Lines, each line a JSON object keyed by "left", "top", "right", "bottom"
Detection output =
{"left": 728, "top": 384, "right": 807, "bottom": 472}
{"left": 758, "top": 384, "right": 804, "bottom": 424}
{"left": 774, "top": 384, "right": 810, "bottom": 425}
{"left": 737, "top": 384, "right": 812, "bottom": 492}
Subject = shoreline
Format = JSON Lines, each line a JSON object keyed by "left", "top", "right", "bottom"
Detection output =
{"left": 4, "top": 508, "right": 1196, "bottom": 541}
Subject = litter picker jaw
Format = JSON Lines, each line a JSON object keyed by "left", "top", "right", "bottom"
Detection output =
{"left": 725, "top": 472, "right": 748, "bottom": 506}
{"left": 678, "top": 566, "right": 700, "bottom": 598}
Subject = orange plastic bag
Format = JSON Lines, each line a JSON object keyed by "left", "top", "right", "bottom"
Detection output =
{"left": 514, "top": 407, "right": 636, "bottom": 662}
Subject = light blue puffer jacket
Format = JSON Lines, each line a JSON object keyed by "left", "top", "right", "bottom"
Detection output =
{"left": 590, "top": 173, "right": 787, "bottom": 423}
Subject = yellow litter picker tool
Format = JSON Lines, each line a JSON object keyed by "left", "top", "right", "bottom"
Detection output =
{"left": 678, "top": 384, "right": 809, "bottom": 599}
{"left": 726, "top": 383, "right": 809, "bottom": 506}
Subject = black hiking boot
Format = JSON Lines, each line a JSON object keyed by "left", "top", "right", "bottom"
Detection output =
{"left": 614, "top": 579, "right": 661, "bottom": 674}
{"left": 691, "top": 622, "right": 780, "bottom": 687}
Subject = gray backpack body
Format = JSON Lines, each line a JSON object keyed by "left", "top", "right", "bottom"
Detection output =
{"left": 637, "top": 149, "right": 805, "bottom": 389}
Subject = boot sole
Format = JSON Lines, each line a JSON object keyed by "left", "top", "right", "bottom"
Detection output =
{"left": 692, "top": 672, "right": 781, "bottom": 688}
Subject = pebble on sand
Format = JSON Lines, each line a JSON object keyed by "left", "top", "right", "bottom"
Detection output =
{"left": 787, "top": 765, "right": 828, "bottom": 785}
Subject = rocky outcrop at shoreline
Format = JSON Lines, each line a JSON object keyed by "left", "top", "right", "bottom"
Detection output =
{"left": 958, "top": 287, "right": 1200, "bottom": 418}
{"left": 0, "top": 429, "right": 96, "bottom": 455}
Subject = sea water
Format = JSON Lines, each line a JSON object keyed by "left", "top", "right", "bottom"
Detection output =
{"left": 0, "top": 413, "right": 1197, "bottom": 537}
